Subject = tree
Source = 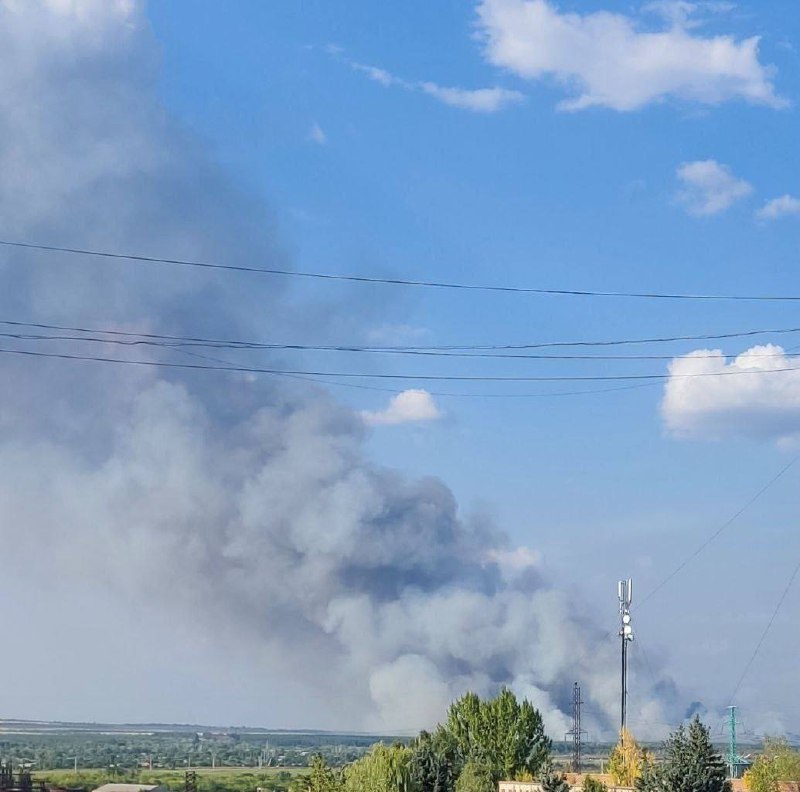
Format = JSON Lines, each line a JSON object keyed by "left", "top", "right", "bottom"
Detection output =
{"left": 443, "top": 689, "right": 551, "bottom": 783}
{"left": 637, "top": 717, "right": 730, "bottom": 792}
{"left": 539, "top": 762, "right": 570, "bottom": 792}
{"left": 581, "top": 776, "right": 608, "bottom": 792}
{"left": 744, "top": 756, "right": 779, "bottom": 792}
{"left": 410, "top": 730, "right": 460, "bottom": 792}
{"left": 454, "top": 762, "right": 494, "bottom": 792}
{"left": 608, "top": 729, "right": 648, "bottom": 787}
{"left": 745, "top": 738, "right": 800, "bottom": 792}
{"left": 308, "top": 755, "right": 342, "bottom": 792}
{"left": 344, "top": 744, "right": 416, "bottom": 792}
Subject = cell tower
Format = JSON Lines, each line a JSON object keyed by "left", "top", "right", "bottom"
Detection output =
{"left": 618, "top": 579, "right": 634, "bottom": 734}
{"left": 565, "top": 682, "right": 588, "bottom": 773}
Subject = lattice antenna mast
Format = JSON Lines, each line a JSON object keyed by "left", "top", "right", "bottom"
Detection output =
{"left": 565, "top": 682, "right": 588, "bottom": 773}
{"left": 618, "top": 579, "right": 634, "bottom": 734}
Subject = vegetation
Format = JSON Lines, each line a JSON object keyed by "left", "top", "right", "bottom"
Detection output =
{"left": 301, "top": 689, "right": 551, "bottom": 792}
{"left": 452, "top": 761, "right": 494, "bottom": 792}
{"left": 343, "top": 744, "right": 414, "bottom": 792}
{"left": 4, "top": 730, "right": 383, "bottom": 772}
{"left": 744, "top": 738, "right": 800, "bottom": 792}
{"left": 636, "top": 717, "right": 729, "bottom": 792}
{"left": 608, "top": 729, "right": 649, "bottom": 787}
{"left": 581, "top": 776, "right": 607, "bottom": 792}
{"left": 539, "top": 763, "right": 570, "bottom": 792}
{"left": 33, "top": 768, "right": 304, "bottom": 792}
{"left": 13, "top": 703, "right": 782, "bottom": 792}
{"left": 309, "top": 756, "right": 343, "bottom": 792}
{"left": 442, "top": 689, "right": 550, "bottom": 784}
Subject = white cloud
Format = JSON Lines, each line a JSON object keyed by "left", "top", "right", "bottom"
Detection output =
{"left": 475, "top": 0, "right": 785, "bottom": 111}
{"left": 756, "top": 194, "right": 800, "bottom": 221}
{"left": 309, "top": 122, "right": 327, "bottom": 145}
{"left": 346, "top": 57, "right": 523, "bottom": 113}
{"left": 362, "top": 389, "right": 442, "bottom": 426}
{"left": 351, "top": 61, "right": 408, "bottom": 89}
{"left": 661, "top": 344, "right": 800, "bottom": 442}
{"left": 643, "top": 1, "right": 735, "bottom": 29}
{"left": 676, "top": 159, "right": 752, "bottom": 216}
{"left": 420, "top": 82, "right": 524, "bottom": 112}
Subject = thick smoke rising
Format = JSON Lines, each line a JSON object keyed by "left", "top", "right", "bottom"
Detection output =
{"left": 0, "top": 1, "right": 677, "bottom": 734}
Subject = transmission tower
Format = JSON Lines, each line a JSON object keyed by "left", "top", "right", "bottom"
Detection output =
{"left": 565, "top": 682, "right": 588, "bottom": 773}
{"left": 727, "top": 706, "right": 746, "bottom": 779}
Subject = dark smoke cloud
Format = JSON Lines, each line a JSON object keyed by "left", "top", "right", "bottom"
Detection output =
{"left": 0, "top": 0, "right": 678, "bottom": 734}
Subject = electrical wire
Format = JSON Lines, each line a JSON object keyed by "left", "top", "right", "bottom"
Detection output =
{"left": 5, "top": 239, "right": 800, "bottom": 302}
{"left": 635, "top": 454, "right": 800, "bottom": 611}
{"left": 4, "top": 319, "right": 800, "bottom": 353}
{"left": 6, "top": 344, "right": 800, "bottom": 383}
{"left": 728, "top": 555, "right": 800, "bottom": 705}
{"left": 0, "top": 345, "right": 668, "bottom": 398}
{"left": 3, "top": 326, "right": 800, "bottom": 362}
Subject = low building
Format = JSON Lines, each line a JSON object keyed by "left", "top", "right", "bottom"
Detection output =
{"left": 92, "top": 784, "right": 168, "bottom": 792}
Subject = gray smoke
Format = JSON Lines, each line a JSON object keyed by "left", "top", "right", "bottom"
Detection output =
{"left": 0, "top": 0, "right": 677, "bottom": 735}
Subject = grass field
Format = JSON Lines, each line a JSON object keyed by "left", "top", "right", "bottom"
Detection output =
{"left": 33, "top": 766, "right": 308, "bottom": 792}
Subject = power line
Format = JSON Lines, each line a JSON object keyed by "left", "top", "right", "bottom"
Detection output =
{"left": 636, "top": 455, "right": 799, "bottom": 611}
{"left": 3, "top": 318, "right": 800, "bottom": 353}
{"left": 4, "top": 327, "right": 800, "bottom": 363}
{"left": 728, "top": 555, "right": 800, "bottom": 705}
{"left": 5, "top": 239, "right": 800, "bottom": 302}
{"left": 6, "top": 344, "right": 800, "bottom": 383}
{"left": 0, "top": 344, "right": 666, "bottom": 398}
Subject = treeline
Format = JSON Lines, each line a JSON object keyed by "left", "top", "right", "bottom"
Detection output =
{"left": 0, "top": 732, "right": 377, "bottom": 771}
{"left": 306, "top": 690, "right": 557, "bottom": 792}
{"left": 306, "top": 692, "right": 763, "bottom": 792}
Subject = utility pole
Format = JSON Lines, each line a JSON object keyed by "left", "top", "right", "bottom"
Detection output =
{"left": 618, "top": 579, "right": 634, "bottom": 734}
{"left": 727, "top": 706, "right": 740, "bottom": 779}
{"left": 565, "top": 682, "right": 587, "bottom": 773}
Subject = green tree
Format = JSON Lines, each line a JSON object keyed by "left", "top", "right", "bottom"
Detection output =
{"left": 581, "top": 776, "right": 608, "bottom": 792}
{"left": 309, "top": 755, "right": 342, "bottom": 792}
{"left": 443, "top": 689, "right": 551, "bottom": 783}
{"left": 410, "top": 730, "right": 459, "bottom": 792}
{"left": 454, "top": 762, "right": 494, "bottom": 792}
{"left": 344, "top": 744, "right": 415, "bottom": 792}
{"left": 637, "top": 717, "right": 730, "bottom": 792}
{"left": 539, "top": 762, "right": 570, "bottom": 792}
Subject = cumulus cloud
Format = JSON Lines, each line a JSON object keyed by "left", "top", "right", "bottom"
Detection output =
{"left": 661, "top": 345, "right": 800, "bottom": 442}
{"left": 475, "top": 0, "right": 785, "bottom": 111}
{"left": 676, "top": 160, "right": 752, "bottom": 216}
{"left": 362, "top": 389, "right": 442, "bottom": 426}
{"left": 756, "top": 194, "right": 800, "bottom": 221}
{"left": 346, "top": 57, "right": 523, "bottom": 113}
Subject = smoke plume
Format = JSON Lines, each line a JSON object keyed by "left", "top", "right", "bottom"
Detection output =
{"left": 0, "top": 0, "right": 676, "bottom": 735}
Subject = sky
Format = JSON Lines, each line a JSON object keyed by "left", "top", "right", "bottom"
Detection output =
{"left": 0, "top": 0, "right": 799, "bottom": 741}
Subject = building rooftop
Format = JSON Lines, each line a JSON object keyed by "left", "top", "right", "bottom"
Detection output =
{"left": 93, "top": 785, "right": 168, "bottom": 792}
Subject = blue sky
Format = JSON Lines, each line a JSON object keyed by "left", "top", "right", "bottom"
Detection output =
{"left": 143, "top": 0, "right": 800, "bottom": 731}
{"left": 1, "top": 0, "right": 800, "bottom": 737}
